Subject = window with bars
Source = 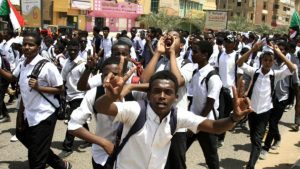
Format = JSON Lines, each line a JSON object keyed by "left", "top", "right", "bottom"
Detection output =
{"left": 151, "top": 0, "right": 159, "bottom": 13}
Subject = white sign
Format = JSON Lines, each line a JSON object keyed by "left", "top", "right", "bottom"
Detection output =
{"left": 204, "top": 10, "right": 227, "bottom": 31}
{"left": 72, "top": 0, "right": 91, "bottom": 10}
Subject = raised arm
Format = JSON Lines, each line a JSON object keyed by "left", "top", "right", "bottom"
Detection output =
{"left": 77, "top": 54, "right": 99, "bottom": 91}
{"left": 236, "top": 42, "right": 262, "bottom": 67}
{"left": 272, "top": 43, "right": 297, "bottom": 73}
{"left": 197, "top": 80, "right": 253, "bottom": 134}
{"left": 168, "top": 36, "right": 185, "bottom": 86}
{"left": 120, "top": 83, "right": 149, "bottom": 99}
{"left": 140, "top": 37, "right": 165, "bottom": 83}
{"left": 94, "top": 57, "right": 135, "bottom": 116}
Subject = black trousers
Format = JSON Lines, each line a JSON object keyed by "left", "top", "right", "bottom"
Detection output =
{"left": 0, "top": 85, "right": 8, "bottom": 117}
{"left": 164, "top": 132, "right": 187, "bottom": 169}
{"left": 63, "top": 98, "right": 89, "bottom": 151}
{"left": 246, "top": 110, "right": 271, "bottom": 169}
{"left": 186, "top": 131, "right": 220, "bottom": 169}
{"left": 16, "top": 113, "right": 65, "bottom": 169}
{"left": 92, "top": 157, "right": 107, "bottom": 169}
{"left": 263, "top": 99, "right": 288, "bottom": 151}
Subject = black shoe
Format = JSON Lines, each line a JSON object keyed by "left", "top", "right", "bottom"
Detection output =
{"left": 59, "top": 150, "right": 73, "bottom": 158}
{"left": 79, "top": 142, "right": 91, "bottom": 149}
{"left": 0, "top": 116, "right": 11, "bottom": 123}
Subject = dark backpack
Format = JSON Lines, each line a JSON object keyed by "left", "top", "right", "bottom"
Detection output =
{"left": 105, "top": 100, "right": 177, "bottom": 169}
{"left": 247, "top": 69, "right": 275, "bottom": 101}
{"left": 29, "top": 59, "right": 67, "bottom": 120}
{"left": 0, "top": 56, "right": 11, "bottom": 86}
{"left": 201, "top": 70, "right": 232, "bottom": 119}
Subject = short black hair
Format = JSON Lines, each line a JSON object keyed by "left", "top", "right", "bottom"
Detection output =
{"left": 156, "top": 28, "right": 162, "bottom": 36}
{"left": 55, "top": 42, "right": 66, "bottom": 53}
{"left": 101, "top": 56, "right": 120, "bottom": 71}
{"left": 23, "top": 31, "right": 42, "bottom": 46}
{"left": 67, "top": 38, "right": 80, "bottom": 47}
{"left": 103, "top": 27, "right": 110, "bottom": 32}
{"left": 148, "top": 27, "right": 157, "bottom": 34}
{"left": 93, "top": 26, "right": 101, "bottom": 33}
{"left": 44, "top": 36, "right": 53, "bottom": 44}
{"left": 193, "top": 40, "right": 213, "bottom": 60}
{"left": 149, "top": 70, "right": 179, "bottom": 94}
{"left": 79, "top": 30, "right": 88, "bottom": 38}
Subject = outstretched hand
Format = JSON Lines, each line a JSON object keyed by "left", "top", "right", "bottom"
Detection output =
{"left": 103, "top": 57, "right": 136, "bottom": 100}
{"left": 232, "top": 79, "right": 253, "bottom": 120}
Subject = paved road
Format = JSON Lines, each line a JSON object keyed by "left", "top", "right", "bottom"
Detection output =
{"left": 0, "top": 98, "right": 299, "bottom": 169}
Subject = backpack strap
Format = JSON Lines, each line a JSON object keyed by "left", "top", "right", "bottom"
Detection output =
{"left": 169, "top": 107, "right": 177, "bottom": 135}
{"left": 247, "top": 69, "right": 259, "bottom": 98}
{"left": 181, "top": 58, "right": 191, "bottom": 68}
{"left": 113, "top": 100, "right": 147, "bottom": 158}
{"left": 234, "top": 52, "right": 239, "bottom": 85}
{"left": 30, "top": 59, "right": 58, "bottom": 109}
{"left": 201, "top": 70, "right": 219, "bottom": 120}
{"left": 29, "top": 59, "right": 49, "bottom": 79}
{"left": 270, "top": 69, "right": 275, "bottom": 98}
{"left": 93, "top": 85, "right": 106, "bottom": 114}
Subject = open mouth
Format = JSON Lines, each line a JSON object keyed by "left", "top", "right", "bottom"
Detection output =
{"left": 165, "top": 39, "right": 173, "bottom": 47}
{"left": 157, "top": 102, "right": 167, "bottom": 108}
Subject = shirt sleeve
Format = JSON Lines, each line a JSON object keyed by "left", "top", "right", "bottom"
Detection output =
{"left": 240, "top": 63, "right": 256, "bottom": 77}
{"left": 274, "top": 65, "right": 294, "bottom": 83}
{"left": 177, "top": 109, "right": 207, "bottom": 133}
{"left": 12, "top": 61, "right": 22, "bottom": 78}
{"left": 68, "top": 88, "right": 96, "bottom": 130}
{"left": 180, "top": 62, "right": 194, "bottom": 85}
{"left": 114, "top": 101, "right": 140, "bottom": 126}
{"left": 88, "top": 74, "right": 102, "bottom": 89}
{"left": 45, "top": 63, "right": 63, "bottom": 87}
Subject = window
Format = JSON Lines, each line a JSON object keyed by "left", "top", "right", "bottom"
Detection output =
{"left": 286, "top": 17, "right": 290, "bottom": 22}
{"left": 223, "top": 4, "right": 226, "bottom": 8}
{"left": 272, "top": 15, "right": 278, "bottom": 20}
{"left": 250, "top": 13, "right": 253, "bottom": 20}
{"left": 262, "top": 15, "right": 266, "bottom": 22}
{"left": 151, "top": 0, "right": 159, "bottom": 13}
{"left": 274, "top": 4, "right": 279, "bottom": 9}
{"left": 236, "top": 12, "right": 240, "bottom": 16}
{"left": 245, "top": 0, "right": 247, "bottom": 3}
{"left": 231, "top": 12, "right": 233, "bottom": 16}
{"left": 237, "top": 2, "right": 241, "bottom": 6}
{"left": 263, "top": 2, "right": 267, "bottom": 9}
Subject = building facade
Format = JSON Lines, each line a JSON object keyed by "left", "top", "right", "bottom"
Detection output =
{"left": 217, "top": 0, "right": 295, "bottom": 27}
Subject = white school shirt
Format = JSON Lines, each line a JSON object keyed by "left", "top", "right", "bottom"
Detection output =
{"left": 241, "top": 63, "right": 294, "bottom": 114}
{"left": 208, "top": 44, "right": 220, "bottom": 66}
{"left": 114, "top": 101, "right": 206, "bottom": 169}
{"left": 215, "top": 50, "right": 243, "bottom": 96}
{"left": 2, "top": 38, "right": 16, "bottom": 70}
{"left": 68, "top": 87, "right": 119, "bottom": 165}
{"left": 61, "top": 56, "right": 86, "bottom": 101}
{"left": 13, "top": 54, "right": 63, "bottom": 126}
{"left": 191, "top": 64, "right": 222, "bottom": 120}
{"left": 100, "top": 37, "right": 113, "bottom": 60}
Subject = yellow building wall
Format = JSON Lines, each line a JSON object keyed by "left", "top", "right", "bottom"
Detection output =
{"left": 139, "top": 0, "right": 151, "bottom": 14}
{"left": 78, "top": 15, "right": 86, "bottom": 30}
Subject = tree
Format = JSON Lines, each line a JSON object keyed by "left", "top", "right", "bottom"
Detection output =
{"left": 138, "top": 12, "right": 204, "bottom": 33}
{"left": 228, "top": 16, "right": 253, "bottom": 32}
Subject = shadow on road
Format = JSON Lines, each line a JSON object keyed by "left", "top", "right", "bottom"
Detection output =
{"left": 262, "top": 163, "right": 293, "bottom": 169}
{"left": 0, "top": 128, "right": 16, "bottom": 135}
{"left": 0, "top": 160, "right": 29, "bottom": 169}
{"left": 220, "top": 158, "right": 246, "bottom": 169}
{"left": 232, "top": 143, "right": 251, "bottom": 152}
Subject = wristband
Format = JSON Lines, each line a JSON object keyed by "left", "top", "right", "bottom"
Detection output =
{"left": 229, "top": 114, "right": 240, "bottom": 123}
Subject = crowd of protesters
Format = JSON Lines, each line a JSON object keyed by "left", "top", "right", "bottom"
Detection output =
{"left": 0, "top": 25, "right": 299, "bottom": 169}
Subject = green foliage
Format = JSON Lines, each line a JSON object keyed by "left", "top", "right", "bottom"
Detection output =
{"left": 228, "top": 16, "right": 254, "bottom": 32}
{"left": 138, "top": 12, "right": 204, "bottom": 32}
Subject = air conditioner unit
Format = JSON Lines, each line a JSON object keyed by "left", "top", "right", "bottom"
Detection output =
{"left": 80, "top": 10, "right": 87, "bottom": 15}
{"left": 59, "top": 12, "right": 67, "bottom": 18}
